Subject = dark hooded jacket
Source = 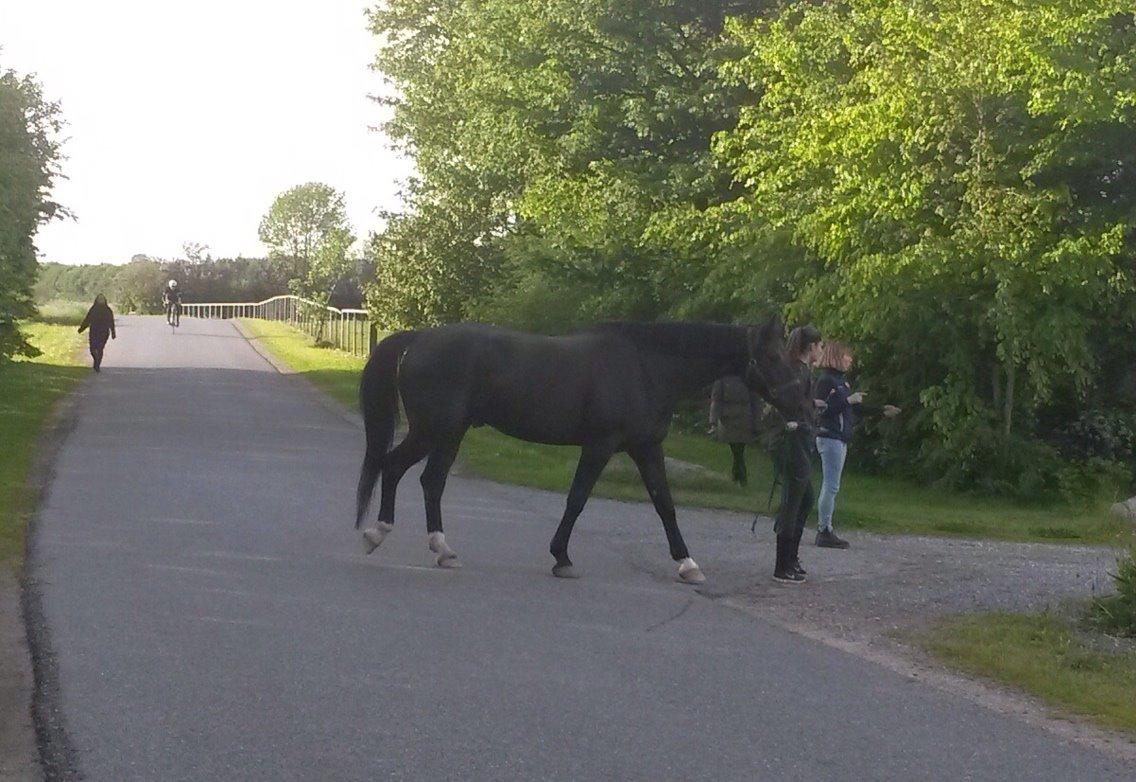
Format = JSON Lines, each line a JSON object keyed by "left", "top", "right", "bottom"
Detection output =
{"left": 78, "top": 302, "right": 116, "bottom": 344}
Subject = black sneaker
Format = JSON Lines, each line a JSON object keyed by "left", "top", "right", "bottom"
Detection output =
{"left": 815, "top": 529, "right": 850, "bottom": 549}
{"left": 791, "top": 559, "right": 807, "bottom": 577}
{"left": 773, "top": 568, "right": 805, "bottom": 584}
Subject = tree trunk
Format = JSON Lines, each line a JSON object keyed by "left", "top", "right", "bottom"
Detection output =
{"left": 1003, "top": 361, "right": 1016, "bottom": 438}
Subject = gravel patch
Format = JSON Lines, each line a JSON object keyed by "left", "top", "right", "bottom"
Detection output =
{"left": 614, "top": 503, "right": 1124, "bottom": 648}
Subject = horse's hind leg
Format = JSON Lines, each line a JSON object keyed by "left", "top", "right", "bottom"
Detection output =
{"left": 420, "top": 434, "right": 464, "bottom": 568}
{"left": 628, "top": 442, "right": 704, "bottom": 584}
{"left": 549, "top": 443, "right": 615, "bottom": 578}
{"left": 362, "top": 430, "right": 431, "bottom": 554}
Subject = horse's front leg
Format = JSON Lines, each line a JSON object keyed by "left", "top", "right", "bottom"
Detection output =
{"left": 549, "top": 443, "right": 616, "bottom": 578}
{"left": 421, "top": 436, "right": 464, "bottom": 568}
{"left": 628, "top": 442, "right": 705, "bottom": 584}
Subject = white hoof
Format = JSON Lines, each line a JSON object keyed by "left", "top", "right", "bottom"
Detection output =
{"left": 678, "top": 557, "right": 705, "bottom": 584}
{"left": 552, "top": 564, "right": 579, "bottom": 579}
{"left": 362, "top": 522, "right": 394, "bottom": 555}
{"left": 428, "top": 532, "right": 460, "bottom": 569}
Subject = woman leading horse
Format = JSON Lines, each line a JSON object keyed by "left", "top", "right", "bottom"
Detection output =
{"left": 354, "top": 318, "right": 806, "bottom": 582}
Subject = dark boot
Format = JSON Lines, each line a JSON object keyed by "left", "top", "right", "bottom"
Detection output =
{"left": 789, "top": 526, "right": 806, "bottom": 578}
{"left": 815, "top": 529, "right": 850, "bottom": 549}
{"left": 773, "top": 535, "right": 803, "bottom": 584}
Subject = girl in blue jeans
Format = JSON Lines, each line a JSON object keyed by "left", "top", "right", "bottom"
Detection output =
{"left": 813, "top": 342, "right": 899, "bottom": 549}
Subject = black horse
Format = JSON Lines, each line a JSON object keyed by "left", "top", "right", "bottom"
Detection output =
{"left": 354, "top": 317, "right": 805, "bottom": 582}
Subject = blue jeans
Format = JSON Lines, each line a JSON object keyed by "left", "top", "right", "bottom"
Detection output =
{"left": 816, "top": 436, "right": 848, "bottom": 533}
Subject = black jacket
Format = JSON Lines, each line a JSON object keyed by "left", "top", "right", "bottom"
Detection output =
{"left": 815, "top": 368, "right": 856, "bottom": 442}
{"left": 78, "top": 303, "right": 116, "bottom": 342}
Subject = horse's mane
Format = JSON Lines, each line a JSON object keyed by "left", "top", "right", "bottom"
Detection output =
{"left": 588, "top": 321, "right": 746, "bottom": 358}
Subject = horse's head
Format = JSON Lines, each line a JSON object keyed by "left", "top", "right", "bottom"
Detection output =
{"left": 745, "top": 315, "right": 808, "bottom": 419}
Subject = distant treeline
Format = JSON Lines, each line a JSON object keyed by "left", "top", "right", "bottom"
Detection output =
{"left": 36, "top": 256, "right": 366, "bottom": 314}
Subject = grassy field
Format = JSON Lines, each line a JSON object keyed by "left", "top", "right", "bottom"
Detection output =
{"left": 0, "top": 319, "right": 86, "bottom": 566}
{"left": 920, "top": 612, "right": 1136, "bottom": 733}
{"left": 238, "top": 318, "right": 1127, "bottom": 544}
{"left": 35, "top": 299, "right": 91, "bottom": 325}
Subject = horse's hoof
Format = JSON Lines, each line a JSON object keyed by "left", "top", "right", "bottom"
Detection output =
{"left": 362, "top": 522, "right": 394, "bottom": 555}
{"left": 678, "top": 557, "right": 705, "bottom": 584}
{"left": 428, "top": 532, "right": 460, "bottom": 565}
{"left": 552, "top": 564, "right": 579, "bottom": 579}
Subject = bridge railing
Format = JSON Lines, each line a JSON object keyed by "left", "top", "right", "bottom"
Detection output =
{"left": 181, "top": 295, "right": 376, "bottom": 357}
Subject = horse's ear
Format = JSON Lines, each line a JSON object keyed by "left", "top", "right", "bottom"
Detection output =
{"left": 768, "top": 313, "right": 785, "bottom": 340}
{"left": 753, "top": 314, "right": 785, "bottom": 354}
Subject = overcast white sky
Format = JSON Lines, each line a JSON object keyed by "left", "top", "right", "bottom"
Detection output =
{"left": 2, "top": 0, "right": 412, "bottom": 264}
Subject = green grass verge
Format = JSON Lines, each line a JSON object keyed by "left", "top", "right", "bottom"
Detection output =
{"left": 0, "top": 322, "right": 86, "bottom": 566}
{"left": 920, "top": 612, "right": 1136, "bottom": 733}
{"left": 238, "top": 318, "right": 1124, "bottom": 544}
{"left": 35, "top": 299, "right": 90, "bottom": 326}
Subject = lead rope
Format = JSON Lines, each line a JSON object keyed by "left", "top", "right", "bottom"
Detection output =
{"left": 752, "top": 426, "right": 788, "bottom": 534}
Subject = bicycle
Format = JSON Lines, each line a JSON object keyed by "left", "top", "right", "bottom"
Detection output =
{"left": 166, "top": 301, "right": 181, "bottom": 331}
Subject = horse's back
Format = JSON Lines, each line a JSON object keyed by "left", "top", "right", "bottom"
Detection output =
{"left": 397, "top": 324, "right": 644, "bottom": 444}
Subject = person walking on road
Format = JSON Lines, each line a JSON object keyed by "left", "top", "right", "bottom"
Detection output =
{"left": 772, "top": 324, "right": 825, "bottom": 584}
{"left": 814, "top": 341, "right": 900, "bottom": 549}
{"left": 708, "top": 375, "right": 762, "bottom": 486}
{"left": 77, "top": 293, "right": 116, "bottom": 373}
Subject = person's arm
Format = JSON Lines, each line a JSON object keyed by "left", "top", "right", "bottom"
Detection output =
{"left": 77, "top": 309, "right": 90, "bottom": 333}
{"left": 856, "top": 396, "right": 901, "bottom": 418}
{"left": 816, "top": 375, "right": 849, "bottom": 414}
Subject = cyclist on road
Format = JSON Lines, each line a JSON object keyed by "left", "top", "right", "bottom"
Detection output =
{"left": 163, "top": 279, "right": 182, "bottom": 326}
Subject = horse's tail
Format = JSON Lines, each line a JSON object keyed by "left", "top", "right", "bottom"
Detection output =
{"left": 355, "top": 329, "right": 417, "bottom": 529}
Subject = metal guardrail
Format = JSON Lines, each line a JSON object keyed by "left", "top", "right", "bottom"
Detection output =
{"left": 181, "top": 294, "right": 376, "bottom": 357}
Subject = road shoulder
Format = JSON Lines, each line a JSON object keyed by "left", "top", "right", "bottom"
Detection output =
{"left": 0, "top": 568, "right": 39, "bottom": 781}
{"left": 230, "top": 318, "right": 362, "bottom": 429}
{"left": 1, "top": 379, "right": 88, "bottom": 782}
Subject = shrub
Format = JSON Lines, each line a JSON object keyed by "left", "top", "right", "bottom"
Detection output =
{"left": 1093, "top": 545, "right": 1136, "bottom": 637}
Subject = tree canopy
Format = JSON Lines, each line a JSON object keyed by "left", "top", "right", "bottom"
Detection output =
{"left": 0, "top": 64, "right": 66, "bottom": 362}
{"left": 368, "top": 0, "right": 1136, "bottom": 497}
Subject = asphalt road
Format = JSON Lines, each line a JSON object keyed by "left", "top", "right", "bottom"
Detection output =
{"left": 27, "top": 315, "right": 1135, "bottom": 780}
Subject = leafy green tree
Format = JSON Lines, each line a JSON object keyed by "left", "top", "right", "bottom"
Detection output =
{"left": 366, "top": 0, "right": 1136, "bottom": 496}
{"left": 715, "top": 0, "right": 1136, "bottom": 494}
{"left": 259, "top": 183, "right": 352, "bottom": 284}
{"left": 365, "top": 182, "right": 504, "bottom": 329}
{"left": 292, "top": 223, "right": 356, "bottom": 328}
{"left": 0, "top": 65, "right": 66, "bottom": 361}
{"left": 367, "top": 0, "right": 782, "bottom": 328}
{"left": 111, "top": 258, "right": 166, "bottom": 314}
{"left": 259, "top": 182, "right": 356, "bottom": 340}
{"left": 182, "top": 241, "right": 212, "bottom": 265}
